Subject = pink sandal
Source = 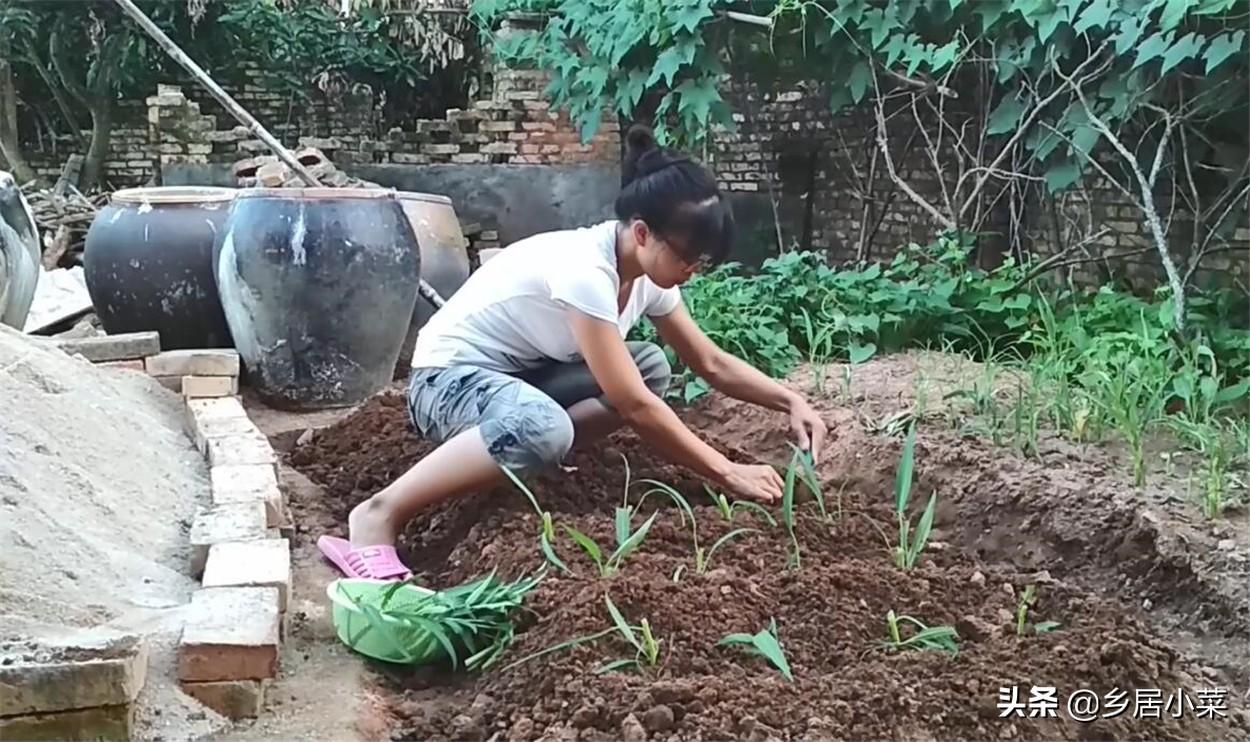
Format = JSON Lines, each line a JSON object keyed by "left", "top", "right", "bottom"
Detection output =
{"left": 317, "top": 535, "right": 412, "bottom": 581}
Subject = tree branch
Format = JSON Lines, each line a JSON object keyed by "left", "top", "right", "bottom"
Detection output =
{"left": 870, "top": 64, "right": 954, "bottom": 231}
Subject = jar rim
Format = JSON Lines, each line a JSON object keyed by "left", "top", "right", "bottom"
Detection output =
{"left": 112, "top": 186, "right": 238, "bottom": 204}
{"left": 394, "top": 191, "right": 453, "bottom": 206}
{"left": 236, "top": 187, "right": 399, "bottom": 200}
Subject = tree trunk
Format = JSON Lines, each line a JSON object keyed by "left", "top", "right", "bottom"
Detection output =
{"left": 79, "top": 100, "right": 112, "bottom": 190}
{"left": 0, "top": 36, "right": 38, "bottom": 183}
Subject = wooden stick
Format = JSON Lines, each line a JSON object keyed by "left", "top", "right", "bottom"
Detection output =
{"left": 110, "top": 0, "right": 447, "bottom": 308}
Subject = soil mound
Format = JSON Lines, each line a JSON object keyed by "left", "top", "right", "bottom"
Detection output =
{"left": 292, "top": 388, "right": 1247, "bottom": 741}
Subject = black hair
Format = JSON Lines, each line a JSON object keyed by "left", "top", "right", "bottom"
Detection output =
{"left": 613, "top": 124, "right": 735, "bottom": 266}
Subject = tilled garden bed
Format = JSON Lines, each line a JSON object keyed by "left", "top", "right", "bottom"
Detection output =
{"left": 288, "top": 381, "right": 1248, "bottom": 742}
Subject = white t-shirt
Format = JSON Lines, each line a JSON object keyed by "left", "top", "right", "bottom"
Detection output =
{"left": 411, "top": 219, "right": 682, "bottom": 372}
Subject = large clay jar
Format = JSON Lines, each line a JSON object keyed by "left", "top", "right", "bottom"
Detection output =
{"left": 392, "top": 191, "right": 471, "bottom": 379}
{"left": 214, "top": 188, "right": 420, "bottom": 410}
{"left": 83, "top": 186, "right": 237, "bottom": 349}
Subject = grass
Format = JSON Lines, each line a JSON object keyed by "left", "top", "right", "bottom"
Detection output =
{"left": 1015, "top": 584, "right": 1062, "bottom": 636}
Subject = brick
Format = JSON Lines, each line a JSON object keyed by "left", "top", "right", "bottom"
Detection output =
{"left": 189, "top": 502, "right": 269, "bottom": 577}
{"left": 98, "top": 359, "right": 145, "bottom": 372}
{"left": 420, "top": 143, "right": 460, "bottom": 155}
{"left": 480, "top": 142, "right": 518, "bottom": 155}
{"left": 451, "top": 153, "right": 488, "bottom": 163}
{"left": 521, "top": 121, "right": 556, "bottom": 132}
{"left": 205, "top": 432, "right": 277, "bottom": 474}
{"left": 201, "top": 540, "right": 292, "bottom": 610}
{"left": 177, "top": 587, "right": 280, "bottom": 682}
{"left": 0, "top": 634, "right": 148, "bottom": 716}
{"left": 480, "top": 120, "right": 517, "bottom": 133}
{"left": 0, "top": 704, "right": 133, "bottom": 741}
{"left": 56, "top": 331, "right": 160, "bottom": 362}
{"left": 186, "top": 396, "right": 248, "bottom": 439}
{"left": 182, "top": 375, "right": 240, "bottom": 398}
{"left": 391, "top": 153, "right": 430, "bottom": 164}
{"left": 193, "top": 414, "right": 261, "bottom": 456}
{"left": 211, "top": 464, "right": 284, "bottom": 526}
{"left": 145, "top": 349, "right": 240, "bottom": 377}
{"left": 180, "top": 679, "right": 267, "bottom": 719}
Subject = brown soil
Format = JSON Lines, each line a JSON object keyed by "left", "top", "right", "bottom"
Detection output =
{"left": 287, "top": 356, "right": 1250, "bottom": 742}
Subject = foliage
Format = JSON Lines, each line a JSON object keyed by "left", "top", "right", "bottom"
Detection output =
{"left": 470, "top": 0, "right": 1248, "bottom": 184}
{"left": 717, "top": 618, "right": 794, "bottom": 681}
{"left": 892, "top": 423, "right": 938, "bottom": 571}
{"left": 882, "top": 609, "right": 960, "bottom": 656}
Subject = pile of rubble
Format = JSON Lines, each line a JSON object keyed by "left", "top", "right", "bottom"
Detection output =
{"left": 231, "top": 147, "right": 379, "bottom": 189}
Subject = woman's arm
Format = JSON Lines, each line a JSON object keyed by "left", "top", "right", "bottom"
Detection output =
{"left": 567, "top": 307, "right": 784, "bottom": 502}
{"left": 652, "top": 304, "right": 828, "bottom": 460}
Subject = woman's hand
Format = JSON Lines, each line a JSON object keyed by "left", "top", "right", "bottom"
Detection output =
{"left": 789, "top": 398, "right": 828, "bottom": 463}
{"left": 720, "top": 462, "right": 785, "bottom": 503}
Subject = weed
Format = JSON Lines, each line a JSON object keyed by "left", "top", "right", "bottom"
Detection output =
{"left": 892, "top": 423, "right": 937, "bottom": 571}
{"left": 882, "top": 610, "right": 960, "bottom": 656}
{"left": 717, "top": 618, "right": 794, "bottom": 681}
{"left": 500, "top": 466, "right": 571, "bottom": 575}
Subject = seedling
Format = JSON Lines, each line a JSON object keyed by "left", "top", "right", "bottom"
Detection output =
{"left": 892, "top": 423, "right": 937, "bottom": 570}
{"left": 562, "top": 506, "right": 658, "bottom": 578}
{"left": 717, "top": 618, "right": 793, "bottom": 681}
{"left": 636, "top": 480, "right": 757, "bottom": 580}
{"left": 1015, "top": 584, "right": 1061, "bottom": 636}
{"left": 705, "top": 484, "right": 778, "bottom": 528}
{"left": 595, "top": 593, "right": 662, "bottom": 674}
{"left": 882, "top": 610, "right": 959, "bottom": 657}
{"left": 787, "top": 443, "right": 833, "bottom": 523}
{"left": 500, "top": 466, "right": 571, "bottom": 575}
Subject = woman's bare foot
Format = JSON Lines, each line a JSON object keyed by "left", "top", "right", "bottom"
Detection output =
{"left": 347, "top": 497, "right": 398, "bottom": 548}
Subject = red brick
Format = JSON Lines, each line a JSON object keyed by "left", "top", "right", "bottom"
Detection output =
{"left": 178, "top": 587, "right": 279, "bottom": 682}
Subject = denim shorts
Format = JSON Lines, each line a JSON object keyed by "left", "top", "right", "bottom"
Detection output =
{"left": 406, "top": 341, "right": 671, "bottom": 476}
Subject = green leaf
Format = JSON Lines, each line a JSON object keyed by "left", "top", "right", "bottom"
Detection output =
{"left": 849, "top": 61, "right": 872, "bottom": 103}
{"left": 1034, "top": 620, "right": 1062, "bottom": 633}
{"left": 1070, "top": 124, "right": 1100, "bottom": 160}
{"left": 676, "top": 76, "right": 720, "bottom": 125}
{"left": 973, "top": 1, "right": 1007, "bottom": 32}
{"left": 1045, "top": 159, "right": 1083, "bottom": 194}
{"left": 987, "top": 92, "right": 1026, "bottom": 135}
{"left": 930, "top": 40, "right": 960, "bottom": 71}
{"left": 603, "top": 594, "right": 640, "bottom": 652}
{"left": 1158, "top": 0, "right": 1190, "bottom": 31}
{"left": 848, "top": 342, "right": 877, "bottom": 364}
{"left": 1074, "top": 0, "right": 1114, "bottom": 33}
{"left": 563, "top": 525, "right": 603, "bottom": 565}
{"left": 666, "top": 0, "right": 714, "bottom": 34}
{"left": 1036, "top": 5, "right": 1068, "bottom": 42}
{"left": 894, "top": 424, "right": 916, "bottom": 513}
{"left": 1160, "top": 32, "right": 1205, "bottom": 74}
{"left": 1133, "top": 31, "right": 1173, "bottom": 69}
{"left": 647, "top": 38, "right": 697, "bottom": 87}
{"left": 1113, "top": 16, "right": 1145, "bottom": 55}
{"left": 1203, "top": 30, "right": 1246, "bottom": 73}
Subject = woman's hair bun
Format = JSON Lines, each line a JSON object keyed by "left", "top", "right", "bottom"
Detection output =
{"left": 625, "top": 123, "right": 657, "bottom": 156}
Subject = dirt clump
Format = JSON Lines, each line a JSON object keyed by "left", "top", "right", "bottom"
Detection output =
{"left": 290, "top": 385, "right": 1247, "bottom": 741}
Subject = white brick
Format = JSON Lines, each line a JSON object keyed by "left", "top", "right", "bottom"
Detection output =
{"left": 192, "top": 415, "right": 261, "bottom": 456}
{"left": 177, "top": 587, "right": 280, "bottom": 682}
{"left": 205, "top": 433, "right": 277, "bottom": 476}
{"left": 145, "top": 349, "right": 240, "bottom": 377}
{"left": 182, "top": 375, "right": 239, "bottom": 398}
{"left": 201, "top": 540, "right": 291, "bottom": 611}
{"left": 211, "top": 464, "right": 284, "bottom": 527}
{"left": 188, "top": 503, "right": 269, "bottom": 577}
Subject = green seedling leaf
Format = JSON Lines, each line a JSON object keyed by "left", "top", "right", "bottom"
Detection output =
{"left": 1034, "top": 621, "right": 1062, "bottom": 633}
{"left": 717, "top": 619, "right": 793, "bottom": 681}
{"left": 594, "top": 658, "right": 640, "bottom": 674}
{"left": 894, "top": 423, "right": 917, "bottom": 513}
{"left": 608, "top": 511, "right": 658, "bottom": 572}
{"left": 562, "top": 525, "right": 604, "bottom": 570}
{"left": 604, "top": 593, "right": 642, "bottom": 655}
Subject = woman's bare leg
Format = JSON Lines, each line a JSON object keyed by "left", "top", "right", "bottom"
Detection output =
{"left": 347, "top": 427, "right": 505, "bottom": 547}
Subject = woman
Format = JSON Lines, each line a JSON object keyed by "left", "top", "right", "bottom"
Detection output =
{"left": 318, "top": 125, "right": 827, "bottom": 580}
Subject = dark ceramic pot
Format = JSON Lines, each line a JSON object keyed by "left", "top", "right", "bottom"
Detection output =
{"left": 83, "top": 186, "right": 237, "bottom": 349}
{"left": 214, "top": 187, "right": 420, "bottom": 410}
{"left": 392, "top": 191, "right": 471, "bottom": 380}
